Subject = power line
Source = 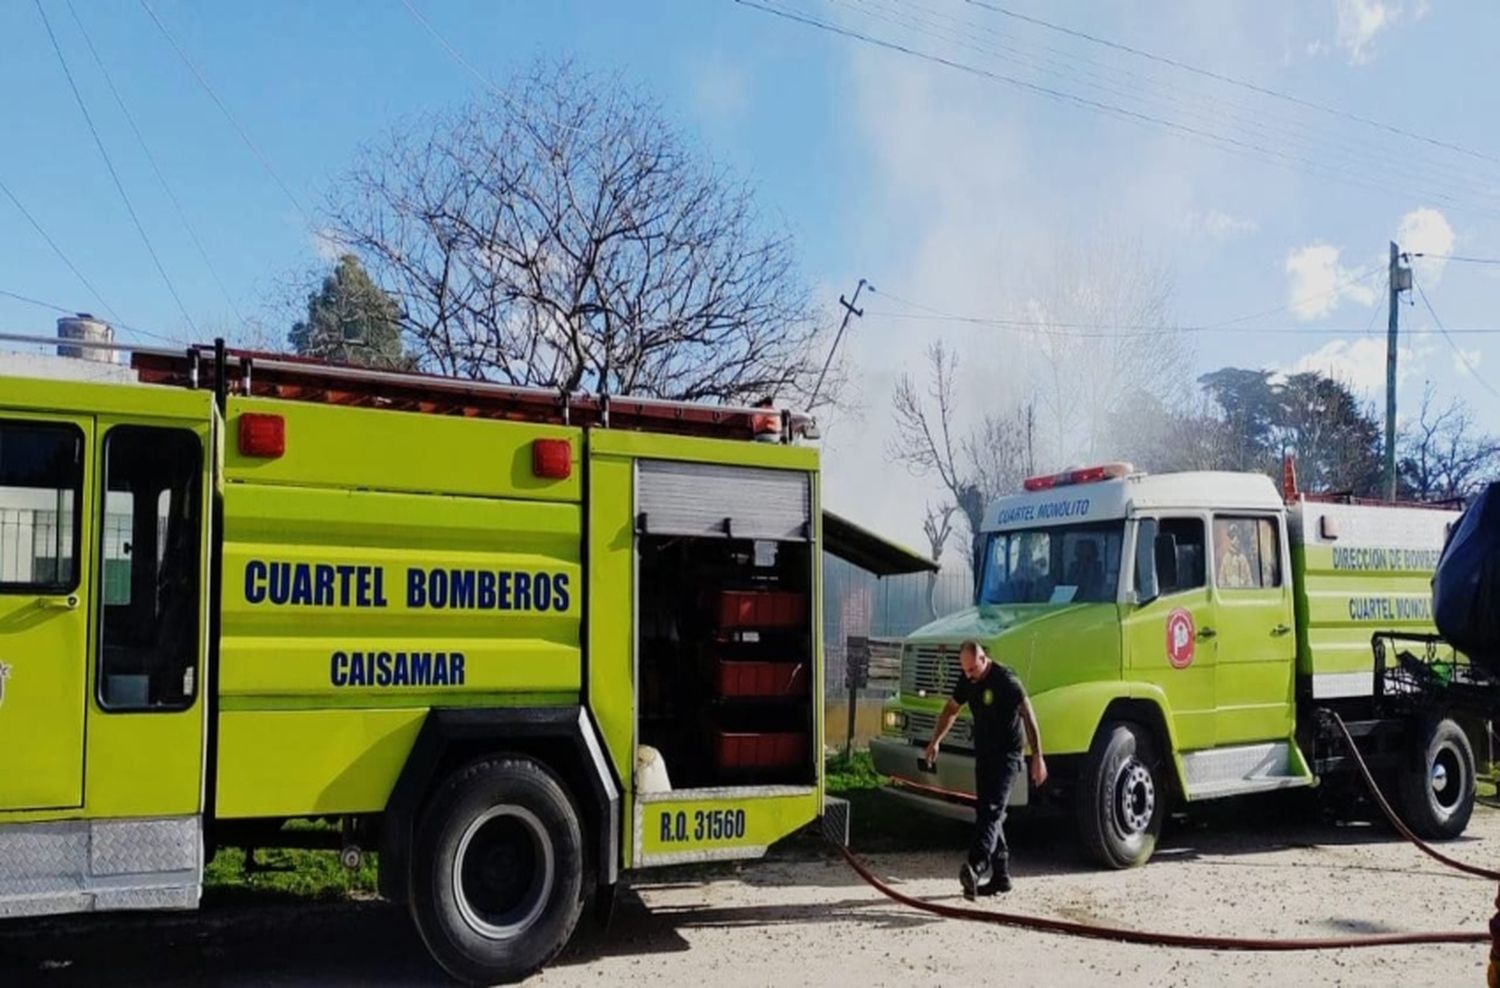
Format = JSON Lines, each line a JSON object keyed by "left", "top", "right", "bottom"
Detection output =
{"left": 0, "top": 287, "right": 76, "bottom": 315}
{"left": 0, "top": 287, "right": 184, "bottom": 346}
{"left": 137, "top": 0, "right": 315, "bottom": 228}
{"left": 0, "top": 173, "right": 121, "bottom": 323}
{"left": 66, "top": 0, "right": 244, "bottom": 324}
{"left": 734, "top": 1, "right": 1498, "bottom": 215}
{"left": 1413, "top": 276, "right": 1498, "bottom": 399}
{"left": 862, "top": 309, "right": 1500, "bottom": 339}
{"left": 836, "top": 0, "right": 1498, "bottom": 210}
{"left": 399, "top": 0, "right": 582, "bottom": 134}
{"left": 1410, "top": 253, "right": 1500, "bottom": 266}
{"left": 35, "top": 0, "right": 199, "bottom": 335}
{"left": 868, "top": 267, "right": 1385, "bottom": 335}
{"left": 963, "top": 0, "right": 1500, "bottom": 170}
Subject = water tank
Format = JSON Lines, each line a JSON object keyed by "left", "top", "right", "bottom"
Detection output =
{"left": 56, "top": 313, "right": 117, "bottom": 363}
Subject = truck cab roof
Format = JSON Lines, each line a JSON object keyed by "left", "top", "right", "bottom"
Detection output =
{"left": 981, "top": 469, "right": 1284, "bottom": 532}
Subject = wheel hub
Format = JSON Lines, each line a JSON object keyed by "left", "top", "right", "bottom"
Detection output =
{"left": 1116, "top": 759, "right": 1155, "bottom": 835}
{"left": 453, "top": 805, "right": 555, "bottom": 941}
{"left": 1431, "top": 745, "right": 1464, "bottom": 812}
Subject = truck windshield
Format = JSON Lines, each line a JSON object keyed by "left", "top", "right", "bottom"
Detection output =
{"left": 978, "top": 522, "right": 1125, "bottom": 605}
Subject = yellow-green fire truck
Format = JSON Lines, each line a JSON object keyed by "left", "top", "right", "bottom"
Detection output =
{"left": 0, "top": 338, "right": 913, "bottom": 984}
{"left": 874, "top": 462, "right": 1478, "bottom": 868}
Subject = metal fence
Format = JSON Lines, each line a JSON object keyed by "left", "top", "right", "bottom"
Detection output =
{"left": 1, "top": 506, "right": 145, "bottom": 602}
{"left": 821, "top": 551, "right": 970, "bottom": 695}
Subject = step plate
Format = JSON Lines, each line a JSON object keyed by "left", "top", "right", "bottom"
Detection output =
{"left": 0, "top": 816, "right": 202, "bottom": 919}
{"left": 1181, "top": 742, "right": 1312, "bottom": 801}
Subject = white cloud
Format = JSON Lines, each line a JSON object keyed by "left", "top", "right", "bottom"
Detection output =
{"left": 1287, "top": 335, "right": 1430, "bottom": 397}
{"left": 1396, "top": 206, "right": 1454, "bottom": 286}
{"left": 1305, "top": 39, "right": 1331, "bottom": 57}
{"left": 1335, "top": 0, "right": 1403, "bottom": 65}
{"left": 1184, "top": 209, "right": 1259, "bottom": 242}
{"left": 1284, "top": 243, "right": 1379, "bottom": 320}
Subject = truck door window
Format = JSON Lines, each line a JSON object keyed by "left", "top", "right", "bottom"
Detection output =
{"left": 1213, "top": 516, "right": 1281, "bottom": 590}
{"left": 97, "top": 426, "right": 202, "bottom": 711}
{"left": 1144, "top": 517, "right": 1205, "bottom": 596}
{"left": 0, "top": 421, "right": 82, "bottom": 593}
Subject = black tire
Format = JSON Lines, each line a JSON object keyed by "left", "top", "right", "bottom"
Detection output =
{"left": 1075, "top": 721, "right": 1166, "bottom": 869}
{"left": 410, "top": 757, "right": 587, "bottom": 985}
{"left": 1395, "top": 717, "right": 1475, "bottom": 841}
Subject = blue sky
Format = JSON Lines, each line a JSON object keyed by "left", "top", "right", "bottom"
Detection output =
{"left": 3, "top": 1, "right": 1498, "bottom": 548}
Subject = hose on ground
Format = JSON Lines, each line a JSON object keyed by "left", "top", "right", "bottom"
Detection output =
{"left": 1320, "top": 708, "right": 1500, "bottom": 882}
{"left": 833, "top": 707, "right": 1498, "bottom": 950}
{"left": 836, "top": 844, "right": 1487, "bottom": 950}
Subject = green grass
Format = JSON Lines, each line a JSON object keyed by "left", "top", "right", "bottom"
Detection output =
{"left": 823, "top": 749, "right": 969, "bottom": 852}
{"left": 825, "top": 750, "right": 884, "bottom": 794}
{"left": 204, "top": 821, "right": 379, "bottom": 904}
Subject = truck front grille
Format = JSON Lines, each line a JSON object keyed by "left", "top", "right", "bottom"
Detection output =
{"left": 902, "top": 644, "right": 962, "bottom": 697}
{"left": 904, "top": 711, "right": 974, "bottom": 750}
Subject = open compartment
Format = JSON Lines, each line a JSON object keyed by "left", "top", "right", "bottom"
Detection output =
{"left": 635, "top": 460, "right": 816, "bottom": 791}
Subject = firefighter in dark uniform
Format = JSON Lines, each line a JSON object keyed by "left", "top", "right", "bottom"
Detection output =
{"left": 924, "top": 639, "right": 1047, "bottom": 897}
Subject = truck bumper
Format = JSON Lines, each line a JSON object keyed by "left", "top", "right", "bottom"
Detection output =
{"left": 868, "top": 737, "right": 1028, "bottom": 813}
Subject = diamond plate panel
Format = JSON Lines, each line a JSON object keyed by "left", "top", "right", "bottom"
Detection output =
{"left": 0, "top": 892, "right": 89, "bottom": 920}
{"left": 0, "top": 823, "right": 87, "bottom": 881}
{"left": 821, "top": 795, "right": 850, "bottom": 848}
{"left": 0, "top": 816, "right": 202, "bottom": 919}
{"left": 1182, "top": 742, "right": 1290, "bottom": 788}
{"left": 93, "top": 885, "right": 199, "bottom": 912}
{"left": 91, "top": 818, "right": 200, "bottom": 876}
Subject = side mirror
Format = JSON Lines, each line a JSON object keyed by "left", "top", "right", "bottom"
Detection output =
{"left": 1134, "top": 518, "right": 1160, "bottom": 606}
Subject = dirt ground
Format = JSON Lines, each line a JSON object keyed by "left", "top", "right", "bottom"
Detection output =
{"left": 2, "top": 797, "right": 1496, "bottom": 987}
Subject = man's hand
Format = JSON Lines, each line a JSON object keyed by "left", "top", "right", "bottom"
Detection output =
{"left": 1030, "top": 753, "right": 1048, "bottom": 788}
{"left": 923, "top": 740, "right": 939, "bottom": 765}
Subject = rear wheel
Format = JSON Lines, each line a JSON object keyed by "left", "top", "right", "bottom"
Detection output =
{"left": 1076, "top": 721, "right": 1166, "bottom": 869}
{"left": 410, "top": 757, "right": 587, "bottom": 985}
{"left": 1395, "top": 717, "right": 1475, "bottom": 840}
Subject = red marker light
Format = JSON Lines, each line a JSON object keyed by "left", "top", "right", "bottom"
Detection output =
{"left": 1021, "top": 462, "right": 1132, "bottom": 491}
{"left": 532, "top": 438, "right": 572, "bottom": 479}
{"left": 238, "top": 413, "right": 285, "bottom": 458}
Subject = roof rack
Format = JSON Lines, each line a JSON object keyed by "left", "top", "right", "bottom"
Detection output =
{"left": 0, "top": 332, "right": 815, "bottom": 443}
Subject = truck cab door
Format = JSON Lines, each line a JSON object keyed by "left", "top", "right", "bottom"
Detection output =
{"left": 1122, "top": 514, "right": 1217, "bottom": 751}
{"left": 1210, "top": 514, "right": 1296, "bottom": 745}
{"left": 0, "top": 416, "right": 92, "bottom": 810}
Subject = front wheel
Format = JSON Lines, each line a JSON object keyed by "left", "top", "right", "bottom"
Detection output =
{"left": 1395, "top": 717, "right": 1475, "bottom": 841}
{"left": 1075, "top": 721, "right": 1166, "bottom": 869}
{"left": 410, "top": 756, "right": 588, "bottom": 985}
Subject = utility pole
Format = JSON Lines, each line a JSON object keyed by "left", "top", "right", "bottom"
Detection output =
{"left": 1383, "top": 242, "right": 1412, "bottom": 500}
{"left": 809, "top": 278, "right": 867, "bottom": 409}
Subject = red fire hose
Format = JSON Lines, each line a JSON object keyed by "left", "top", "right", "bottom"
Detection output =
{"left": 836, "top": 709, "right": 1495, "bottom": 954}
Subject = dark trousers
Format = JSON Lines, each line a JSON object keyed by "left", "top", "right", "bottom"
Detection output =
{"left": 969, "top": 752, "right": 1023, "bottom": 870}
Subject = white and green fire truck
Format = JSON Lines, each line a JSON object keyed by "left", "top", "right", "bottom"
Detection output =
{"left": 873, "top": 462, "right": 1477, "bottom": 868}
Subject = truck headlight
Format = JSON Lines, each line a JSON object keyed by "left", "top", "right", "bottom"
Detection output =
{"left": 883, "top": 710, "right": 906, "bottom": 733}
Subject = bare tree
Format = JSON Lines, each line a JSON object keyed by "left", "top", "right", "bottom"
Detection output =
{"left": 1021, "top": 236, "right": 1189, "bottom": 465}
{"left": 891, "top": 341, "right": 1032, "bottom": 577}
{"left": 324, "top": 60, "right": 832, "bottom": 405}
{"left": 1400, "top": 384, "right": 1500, "bottom": 501}
{"left": 921, "top": 502, "right": 958, "bottom": 562}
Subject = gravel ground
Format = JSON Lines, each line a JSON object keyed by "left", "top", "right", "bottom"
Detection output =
{"left": 2, "top": 798, "right": 1496, "bottom": 987}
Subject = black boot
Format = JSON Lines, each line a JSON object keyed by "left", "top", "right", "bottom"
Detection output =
{"left": 959, "top": 859, "right": 992, "bottom": 901}
{"left": 977, "top": 858, "right": 1011, "bottom": 895}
